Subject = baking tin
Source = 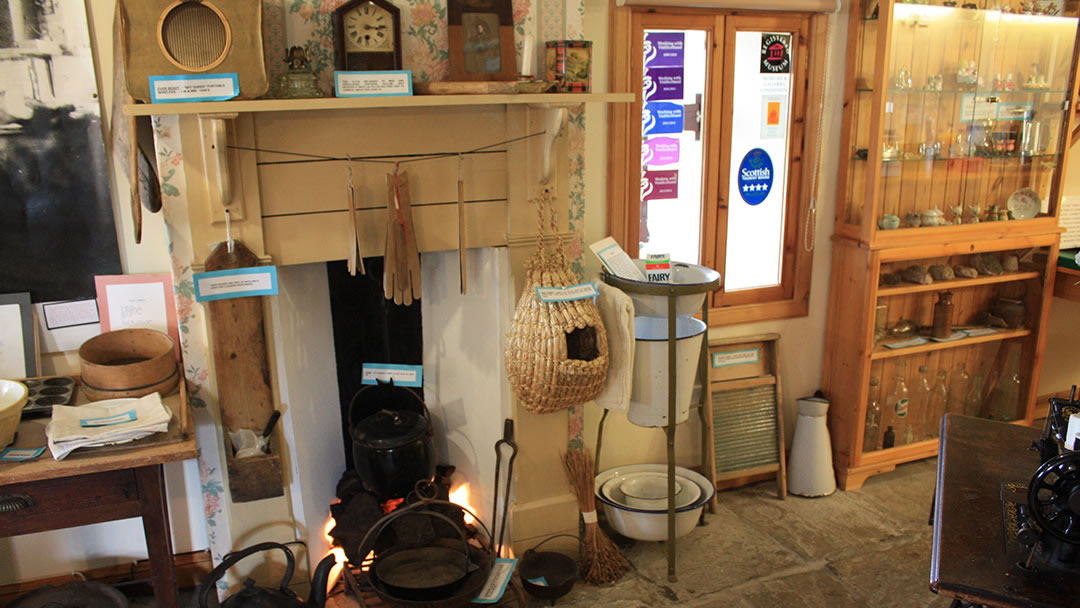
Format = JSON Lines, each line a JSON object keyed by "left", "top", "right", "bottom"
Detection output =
{"left": 21, "top": 376, "right": 77, "bottom": 416}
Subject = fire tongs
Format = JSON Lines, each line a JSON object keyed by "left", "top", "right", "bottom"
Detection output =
{"left": 491, "top": 418, "right": 518, "bottom": 557}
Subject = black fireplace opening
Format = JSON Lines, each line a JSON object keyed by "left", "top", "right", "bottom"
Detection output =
{"left": 326, "top": 258, "right": 424, "bottom": 472}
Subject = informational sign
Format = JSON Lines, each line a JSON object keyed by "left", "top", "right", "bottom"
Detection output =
{"left": 536, "top": 283, "right": 599, "bottom": 302}
{"left": 42, "top": 299, "right": 99, "bottom": 330}
{"left": 1059, "top": 196, "right": 1080, "bottom": 249}
{"left": 0, "top": 447, "right": 45, "bottom": 462}
{"left": 997, "top": 101, "right": 1033, "bottom": 121}
{"left": 81, "top": 409, "right": 138, "bottom": 428}
{"left": 644, "top": 32, "right": 685, "bottom": 68}
{"left": 149, "top": 73, "right": 239, "bottom": 103}
{"left": 335, "top": 70, "right": 413, "bottom": 97}
{"left": 643, "top": 67, "right": 684, "bottom": 101}
{"left": 960, "top": 94, "right": 997, "bottom": 123}
{"left": 643, "top": 137, "right": 680, "bottom": 166}
{"left": 643, "top": 170, "right": 679, "bottom": 201}
{"left": 643, "top": 102, "right": 684, "bottom": 135}
{"left": 712, "top": 348, "right": 761, "bottom": 368}
{"left": 361, "top": 363, "right": 423, "bottom": 387}
{"left": 193, "top": 267, "right": 279, "bottom": 302}
{"left": 760, "top": 33, "right": 791, "bottom": 74}
{"left": 737, "top": 148, "right": 774, "bottom": 205}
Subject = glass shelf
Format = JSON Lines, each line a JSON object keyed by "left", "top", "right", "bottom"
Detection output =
{"left": 853, "top": 152, "right": 1060, "bottom": 162}
{"left": 887, "top": 88, "right": 1069, "bottom": 95}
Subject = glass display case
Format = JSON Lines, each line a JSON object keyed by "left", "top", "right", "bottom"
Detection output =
{"left": 836, "top": 0, "right": 1080, "bottom": 245}
{"left": 823, "top": 0, "right": 1077, "bottom": 489}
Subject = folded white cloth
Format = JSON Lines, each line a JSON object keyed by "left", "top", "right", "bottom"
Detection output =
{"left": 46, "top": 393, "right": 173, "bottom": 460}
{"left": 595, "top": 282, "right": 635, "bottom": 412}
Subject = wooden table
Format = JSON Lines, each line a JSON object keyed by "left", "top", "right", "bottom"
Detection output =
{"left": 0, "top": 386, "right": 197, "bottom": 608}
{"left": 931, "top": 414, "right": 1080, "bottom": 608}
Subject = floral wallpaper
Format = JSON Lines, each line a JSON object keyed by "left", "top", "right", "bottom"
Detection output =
{"left": 153, "top": 116, "right": 233, "bottom": 593}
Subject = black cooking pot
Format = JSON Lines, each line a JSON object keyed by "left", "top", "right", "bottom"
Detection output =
{"left": 348, "top": 382, "right": 436, "bottom": 498}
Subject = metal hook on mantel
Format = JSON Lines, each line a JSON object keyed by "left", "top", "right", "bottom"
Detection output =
{"left": 539, "top": 107, "right": 569, "bottom": 186}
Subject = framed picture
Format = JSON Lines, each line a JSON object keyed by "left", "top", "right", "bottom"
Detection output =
{"left": 0, "top": 0, "right": 122, "bottom": 303}
{"left": 447, "top": 0, "right": 515, "bottom": 81}
{"left": 95, "top": 274, "right": 181, "bottom": 360}
{"left": 0, "top": 293, "right": 37, "bottom": 378}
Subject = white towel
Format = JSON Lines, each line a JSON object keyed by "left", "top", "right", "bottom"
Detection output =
{"left": 595, "top": 282, "right": 635, "bottom": 412}
{"left": 46, "top": 393, "right": 172, "bottom": 460}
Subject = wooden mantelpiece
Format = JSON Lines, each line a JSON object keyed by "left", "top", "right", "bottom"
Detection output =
{"left": 128, "top": 94, "right": 630, "bottom": 268}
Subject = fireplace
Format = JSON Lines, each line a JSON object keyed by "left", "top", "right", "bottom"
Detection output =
{"left": 269, "top": 247, "right": 517, "bottom": 575}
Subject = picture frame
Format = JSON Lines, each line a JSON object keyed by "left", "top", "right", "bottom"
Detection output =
{"left": 447, "top": 0, "right": 516, "bottom": 81}
{"left": 0, "top": 293, "right": 38, "bottom": 378}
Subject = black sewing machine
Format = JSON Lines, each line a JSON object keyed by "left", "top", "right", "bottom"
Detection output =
{"left": 1007, "top": 386, "right": 1080, "bottom": 572}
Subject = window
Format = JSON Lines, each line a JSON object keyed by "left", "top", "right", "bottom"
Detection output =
{"left": 608, "top": 7, "right": 828, "bottom": 325}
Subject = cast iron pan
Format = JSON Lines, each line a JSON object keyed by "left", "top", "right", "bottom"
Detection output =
{"left": 5, "top": 581, "right": 128, "bottom": 608}
{"left": 518, "top": 534, "right": 579, "bottom": 605}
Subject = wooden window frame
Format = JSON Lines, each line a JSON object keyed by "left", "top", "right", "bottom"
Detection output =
{"left": 607, "top": 4, "right": 829, "bottom": 326}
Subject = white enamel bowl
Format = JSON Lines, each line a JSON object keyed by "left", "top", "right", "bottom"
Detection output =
{"left": 594, "top": 464, "right": 714, "bottom": 542}
{"left": 0, "top": 379, "right": 29, "bottom": 448}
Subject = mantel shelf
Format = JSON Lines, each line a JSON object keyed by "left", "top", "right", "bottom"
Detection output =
{"left": 123, "top": 92, "right": 635, "bottom": 117}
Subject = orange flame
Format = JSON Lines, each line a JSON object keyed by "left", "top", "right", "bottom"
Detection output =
{"left": 322, "top": 517, "right": 346, "bottom": 590}
{"left": 449, "top": 483, "right": 476, "bottom": 524}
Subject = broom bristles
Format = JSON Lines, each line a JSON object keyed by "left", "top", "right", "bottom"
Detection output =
{"left": 562, "top": 448, "right": 630, "bottom": 586}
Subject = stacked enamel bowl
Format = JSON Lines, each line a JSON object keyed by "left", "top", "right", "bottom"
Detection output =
{"left": 594, "top": 464, "right": 714, "bottom": 541}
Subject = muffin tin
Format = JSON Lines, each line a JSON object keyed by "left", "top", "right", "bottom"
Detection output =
{"left": 21, "top": 376, "right": 77, "bottom": 416}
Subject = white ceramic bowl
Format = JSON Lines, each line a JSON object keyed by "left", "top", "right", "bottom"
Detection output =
{"left": 594, "top": 464, "right": 714, "bottom": 542}
{"left": 0, "top": 379, "right": 29, "bottom": 448}
{"left": 600, "top": 473, "right": 701, "bottom": 510}
{"left": 619, "top": 473, "right": 681, "bottom": 508}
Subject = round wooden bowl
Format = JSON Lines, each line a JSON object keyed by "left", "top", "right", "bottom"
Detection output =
{"left": 79, "top": 329, "right": 179, "bottom": 402}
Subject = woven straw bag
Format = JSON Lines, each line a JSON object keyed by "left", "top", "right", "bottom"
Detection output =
{"left": 505, "top": 189, "right": 609, "bottom": 414}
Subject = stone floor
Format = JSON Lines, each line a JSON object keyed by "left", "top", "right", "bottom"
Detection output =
{"left": 545, "top": 458, "right": 951, "bottom": 608}
{"left": 126, "top": 459, "right": 951, "bottom": 607}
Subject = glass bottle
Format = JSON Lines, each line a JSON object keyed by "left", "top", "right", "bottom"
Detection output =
{"left": 928, "top": 370, "right": 948, "bottom": 438}
{"left": 864, "top": 377, "right": 882, "bottom": 452}
{"left": 989, "top": 346, "right": 1022, "bottom": 421}
{"left": 912, "top": 365, "right": 932, "bottom": 442}
{"left": 948, "top": 363, "right": 970, "bottom": 417}
{"left": 887, "top": 362, "right": 912, "bottom": 445}
{"left": 883, "top": 426, "right": 896, "bottom": 449}
{"left": 966, "top": 373, "right": 986, "bottom": 418}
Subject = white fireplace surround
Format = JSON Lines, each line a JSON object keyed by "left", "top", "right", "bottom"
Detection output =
{"left": 270, "top": 249, "right": 516, "bottom": 567}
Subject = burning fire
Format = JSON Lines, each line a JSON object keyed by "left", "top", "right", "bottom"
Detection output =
{"left": 449, "top": 482, "right": 476, "bottom": 524}
{"left": 322, "top": 516, "right": 347, "bottom": 590}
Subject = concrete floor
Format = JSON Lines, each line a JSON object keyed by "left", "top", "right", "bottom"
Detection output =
{"left": 125, "top": 458, "right": 951, "bottom": 607}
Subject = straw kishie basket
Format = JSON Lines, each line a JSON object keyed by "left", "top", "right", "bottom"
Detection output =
{"left": 505, "top": 189, "right": 608, "bottom": 414}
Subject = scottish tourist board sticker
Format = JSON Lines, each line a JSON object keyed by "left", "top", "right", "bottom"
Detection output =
{"left": 644, "top": 32, "right": 685, "bottom": 68}
{"left": 642, "top": 102, "right": 683, "bottom": 135}
{"left": 737, "top": 148, "right": 773, "bottom": 205}
{"left": 760, "top": 33, "right": 791, "bottom": 74}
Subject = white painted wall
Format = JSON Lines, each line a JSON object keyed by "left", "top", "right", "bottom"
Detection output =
{"left": 421, "top": 248, "right": 517, "bottom": 535}
{"left": 580, "top": 1, "right": 849, "bottom": 467}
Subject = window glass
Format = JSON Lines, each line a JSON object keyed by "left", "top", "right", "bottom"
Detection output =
{"left": 638, "top": 29, "right": 708, "bottom": 265}
{"left": 723, "top": 30, "right": 796, "bottom": 292}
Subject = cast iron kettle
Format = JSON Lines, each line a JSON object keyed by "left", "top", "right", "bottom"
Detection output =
{"left": 198, "top": 542, "right": 337, "bottom": 608}
{"left": 348, "top": 381, "right": 436, "bottom": 498}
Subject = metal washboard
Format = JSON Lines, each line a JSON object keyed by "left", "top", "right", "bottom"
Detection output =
{"left": 706, "top": 333, "right": 786, "bottom": 499}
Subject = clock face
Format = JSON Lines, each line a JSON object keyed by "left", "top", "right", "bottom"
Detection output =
{"left": 344, "top": 2, "right": 394, "bottom": 52}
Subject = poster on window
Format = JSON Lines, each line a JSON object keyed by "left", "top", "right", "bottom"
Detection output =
{"left": 643, "top": 102, "right": 684, "bottom": 135}
{"left": 643, "top": 67, "right": 684, "bottom": 101}
{"left": 643, "top": 170, "right": 679, "bottom": 201}
{"left": 760, "top": 95, "right": 787, "bottom": 139}
{"left": 643, "top": 137, "right": 680, "bottom": 166}
{"left": 645, "top": 32, "right": 684, "bottom": 69}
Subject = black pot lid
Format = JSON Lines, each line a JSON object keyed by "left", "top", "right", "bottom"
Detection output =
{"left": 354, "top": 409, "right": 428, "bottom": 448}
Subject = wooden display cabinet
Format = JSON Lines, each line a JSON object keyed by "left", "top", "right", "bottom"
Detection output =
{"left": 836, "top": 0, "right": 1080, "bottom": 247}
{"left": 824, "top": 235, "right": 1060, "bottom": 489}
{"left": 825, "top": 0, "right": 1080, "bottom": 489}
